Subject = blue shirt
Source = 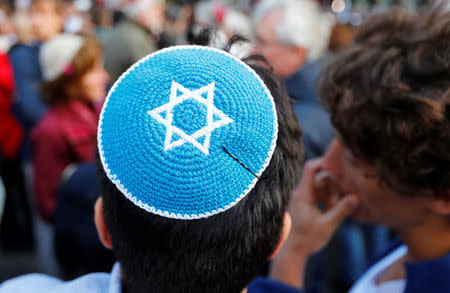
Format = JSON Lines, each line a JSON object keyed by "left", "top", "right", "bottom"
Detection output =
{"left": 350, "top": 244, "right": 450, "bottom": 293}
{"left": 2, "top": 250, "right": 449, "bottom": 293}
{"left": 0, "top": 263, "right": 302, "bottom": 293}
{"left": 0, "top": 264, "right": 121, "bottom": 293}
{"left": 403, "top": 250, "right": 450, "bottom": 293}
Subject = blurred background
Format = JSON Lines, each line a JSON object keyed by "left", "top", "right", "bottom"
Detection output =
{"left": 0, "top": 0, "right": 439, "bottom": 292}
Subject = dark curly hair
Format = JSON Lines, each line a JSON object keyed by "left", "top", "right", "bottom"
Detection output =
{"left": 319, "top": 5, "right": 450, "bottom": 197}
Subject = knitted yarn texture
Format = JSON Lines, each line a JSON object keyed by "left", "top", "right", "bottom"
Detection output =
{"left": 98, "top": 46, "right": 278, "bottom": 219}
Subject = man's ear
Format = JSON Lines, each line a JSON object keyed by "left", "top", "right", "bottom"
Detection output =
{"left": 94, "top": 196, "right": 113, "bottom": 250}
{"left": 293, "top": 46, "right": 307, "bottom": 67}
{"left": 428, "top": 190, "right": 450, "bottom": 216}
{"left": 268, "top": 212, "right": 292, "bottom": 260}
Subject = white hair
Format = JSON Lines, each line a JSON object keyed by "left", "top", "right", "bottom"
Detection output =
{"left": 194, "top": 1, "right": 216, "bottom": 25}
{"left": 253, "top": 0, "right": 335, "bottom": 61}
{"left": 224, "top": 9, "right": 252, "bottom": 38}
{"left": 105, "top": 0, "right": 164, "bottom": 19}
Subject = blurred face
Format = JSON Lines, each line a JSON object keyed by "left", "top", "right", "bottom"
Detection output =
{"left": 77, "top": 60, "right": 109, "bottom": 103}
{"left": 31, "top": 0, "right": 63, "bottom": 41}
{"left": 255, "top": 9, "right": 305, "bottom": 79}
{"left": 140, "top": 3, "right": 166, "bottom": 35}
{"left": 321, "top": 139, "right": 431, "bottom": 230}
{"left": 0, "top": 13, "right": 14, "bottom": 35}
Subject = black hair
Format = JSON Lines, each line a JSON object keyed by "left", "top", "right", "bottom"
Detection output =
{"left": 96, "top": 47, "right": 303, "bottom": 293}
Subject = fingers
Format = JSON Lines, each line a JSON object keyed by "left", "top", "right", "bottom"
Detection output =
{"left": 303, "top": 158, "right": 323, "bottom": 177}
{"left": 292, "top": 158, "right": 324, "bottom": 203}
{"left": 324, "top": 192, "right": 340, "bottom": 211}
{"left": 323, "top": 194, "right": 360, "bottom": 227}
{"left": 314, "top": 170, "right": 341, "bottom": 204}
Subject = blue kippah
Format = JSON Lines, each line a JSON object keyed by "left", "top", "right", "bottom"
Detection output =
{"left": 98, "top": 46, "right": 278, "bottom": 219}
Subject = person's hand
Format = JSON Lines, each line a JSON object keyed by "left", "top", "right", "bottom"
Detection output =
{"left": 269, "top": 158, "right": 360, "bottom": 288}
{"left": 285, "top": 158, "right": 360, "bottom": 254}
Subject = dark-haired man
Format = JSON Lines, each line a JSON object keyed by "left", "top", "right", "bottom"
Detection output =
{"left": 0, "top": 45, "right": 356, "bottom": 293}
{"left": 268, "top": 5, "right": 450, "bottom": 293}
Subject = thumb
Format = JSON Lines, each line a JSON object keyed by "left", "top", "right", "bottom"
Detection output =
{"left": 323, "top": 194, "right": 360, "bottom": 226}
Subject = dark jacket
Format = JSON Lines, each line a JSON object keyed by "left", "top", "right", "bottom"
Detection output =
{"left": 9, "top": 43, "right": 47, "bottom": 161}
{"left": 9, "top": 43, "right": 46, "bottom": 130}
{"left": 285, "top": 60, "right": 334, "bottom": 161}
{"left": 55, "top": 162, "right": 115, "bottom": 278}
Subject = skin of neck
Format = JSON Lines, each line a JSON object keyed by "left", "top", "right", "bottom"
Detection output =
{"left": 397, "top": 214, "right": 450, "bottom": 262}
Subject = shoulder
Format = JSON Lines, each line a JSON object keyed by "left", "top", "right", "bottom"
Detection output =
{"left": 108, "top": 20, "right": 138, "bottom": 40}
{"left": 31, "top": 107, "right": 66, "bottom": 140}
{"left": 103, "top": 22, "right": 132, "bottom": 54}
{"left": 120, "top": 19, "right": 154, "bottom": 43}
{"left": 349, "top": 245, "right": 407, "bottom": 293}
{"left": 0, "top": 273, "right": 111, "bottom": 293}
{"left": 404, "top": 249, "right": 450, "bottom": 293}
{"left": 8, "top": 45, "right": 39, "bottom": 61}
{"left": 9, "top": 45, "right": 41, "bottom": 75}
{"left": 55, "top": 273, "right": 111, "bottom": 293}
{"left": 0, "top": 274, "right": 62, "bottom": 293}
{"left": 248, "top": 277, "right": 304, "bottom": 293}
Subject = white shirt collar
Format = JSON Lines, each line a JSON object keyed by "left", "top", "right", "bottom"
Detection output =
{"left": 108, "top": 263, "right": 122, "bottom": 293}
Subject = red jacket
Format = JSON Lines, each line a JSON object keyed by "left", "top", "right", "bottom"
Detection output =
{"left": 0, "top": 53, "right": 23, "bottom": 160}
{"left": 31, "top": 99, "right": 100, "bottom": 221}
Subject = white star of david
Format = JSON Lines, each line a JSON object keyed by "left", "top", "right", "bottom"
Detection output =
{"left": 148, "top": 81, "right": 233, "bottom": 155}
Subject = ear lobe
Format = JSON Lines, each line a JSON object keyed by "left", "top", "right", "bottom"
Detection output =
{"left": 293, "top": 46, "right": 307, "bottom": 65}
{"left": 428, "top": 190, "right": 450, "bottom": 216}
{"left": 268, "top": 212, "right": 292, "bottom": 260}
{"left": 94, "top": 197, "right": 113, "bottom": 250}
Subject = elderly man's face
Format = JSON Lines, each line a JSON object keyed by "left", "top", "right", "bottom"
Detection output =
{"left": 139, "top": 2, "right": 166, "bottom": 35}
{"left": 255, "top": 9, "right": 305, "bottom": 79}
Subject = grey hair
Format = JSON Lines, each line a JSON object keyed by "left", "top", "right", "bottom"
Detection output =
{"left": 253, "top": 0, "right": 335, "bottom": 61}
{"left": 106, "top": 0, "right": 164, "bottom": 19}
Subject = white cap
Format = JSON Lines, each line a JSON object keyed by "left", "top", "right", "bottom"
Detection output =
{"left": 40, "top": 34, "right": 84, "bottom": 82}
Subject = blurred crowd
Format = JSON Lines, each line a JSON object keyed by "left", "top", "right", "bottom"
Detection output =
{"left": 0, "top": 0, "right": 445, "bottom": 293}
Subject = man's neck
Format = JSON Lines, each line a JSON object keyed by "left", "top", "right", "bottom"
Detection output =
{"left": 398, "top": 216, "right": 450, "bottom": 261}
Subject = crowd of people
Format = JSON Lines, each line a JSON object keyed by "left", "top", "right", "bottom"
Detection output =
{"left": 0, "top": 0, "right": 448, "bottom": 292}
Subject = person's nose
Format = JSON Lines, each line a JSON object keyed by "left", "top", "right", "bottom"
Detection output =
{"left": 321, "top": 139, "right": 343, "bottom": 178}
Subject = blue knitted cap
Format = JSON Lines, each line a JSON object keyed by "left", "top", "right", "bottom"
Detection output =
{"left": 98, "top": 46, "right": 278, "bottom": 219}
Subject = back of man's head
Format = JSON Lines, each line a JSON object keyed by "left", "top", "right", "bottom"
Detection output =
{"left": 96, "top": 47, "right": 303, "bottom": 293}
{"left": 320, "top": 5, "right": 450, "bottom": 197}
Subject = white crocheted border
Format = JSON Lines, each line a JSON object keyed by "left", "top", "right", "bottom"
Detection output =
{"left": 97, "top": 45, "right": 279, "bottom": 220}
